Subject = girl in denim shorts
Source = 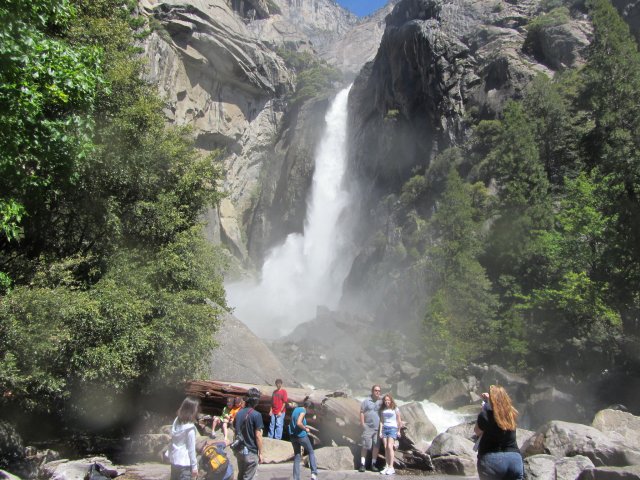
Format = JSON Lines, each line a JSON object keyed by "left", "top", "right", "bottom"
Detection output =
{"left": 378, "top": 394, "right": 402, "bottom": 475}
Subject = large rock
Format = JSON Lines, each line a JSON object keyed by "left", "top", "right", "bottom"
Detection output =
{"left": 522, "top": 421, "right": 640, "bottom": 467}
{"left": 261, "top": 438, "right": 294, "bottom": 464}
{"left": 525, "top": 454, "right": 595, "bottom": 480}
{"left": 427, "top": 432, "right": 477, "bottom": 476}
{"left": 578, "top": 465, "right": 640, "bottom": 480}
{"left": 0, "top": 422, "right": 23, "bottom": 474}
{"left": 525, "top": 386, "right": 586, "bottom": 428}
{"left": 0, "top": 470, "right": 20, "bottom": 480}
{"left": 399, "top": 402, "right": 438, "bottom": 450}
{"left": 429, "top": 379, "right": 472, "bottom": 409}
{"left": 592, "top": 409, "right": 640, "bottom": 448}
{"left": 41, "top": 458, "right": 122, "bottom": 480}
{"left": 126, "top": 433, "right": 171, "bottom": 462}
{"left": 207, "top": 306, "right": 297, "bottom": 385}
{"left": 313, "top": 446, "right": 355, "bottom": 471}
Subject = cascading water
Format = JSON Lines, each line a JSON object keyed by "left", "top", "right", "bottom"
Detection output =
{"left": 227, "top": 86, "right": 355, "bottom": 339}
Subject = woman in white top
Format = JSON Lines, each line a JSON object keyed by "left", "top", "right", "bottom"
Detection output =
{"left": 378, "top": 394, "right": 402, "bottom": 475}
{"left": 170, "top": 397, "right": 200, "bottom": 480}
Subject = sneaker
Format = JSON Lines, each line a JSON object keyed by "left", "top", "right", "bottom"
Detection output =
{"left": 311, "top": 474, "right": 317, "bottom": 480}
{"left": 370, "top": 466, "right": 380, "bottom": 473}
{"left": 385, "top": 468, "right": 395, "bottom": 475}
{"left": 358, "top": 465, "right": 366, "bottom": 473}
{"left": 380, "top": 467, "right": 388, "bottom": 475}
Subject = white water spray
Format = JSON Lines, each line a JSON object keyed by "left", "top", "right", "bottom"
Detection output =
{"left": 227, "top": 87, "right": 354, "bottom": 338}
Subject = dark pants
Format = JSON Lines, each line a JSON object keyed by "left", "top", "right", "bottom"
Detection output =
{"left": 170, "top": 465, "right": 192, "bottom": 480}
{"left": 292, "top": 435, "right": 317, "bottom": 480}
{"left": 236, "top": 451, "right": 259, "bottom": 480}
{"left": 477, "top": 451, "right": 524, "bottom": 480}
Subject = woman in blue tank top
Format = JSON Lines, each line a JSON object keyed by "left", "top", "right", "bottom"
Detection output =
{"left": 290, "top": 397, "right": 318, "bottom": 480}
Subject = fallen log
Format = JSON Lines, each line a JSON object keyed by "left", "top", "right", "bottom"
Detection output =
{"left": 185, "top": 379, "right": 436, "bottom": 470}
{"left": 185, "top": 380, "right": 357, "bottom": 447}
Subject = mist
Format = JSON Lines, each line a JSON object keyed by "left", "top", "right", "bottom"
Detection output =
{"left": 227, "top": 87, "right": 357, "bottom": 339}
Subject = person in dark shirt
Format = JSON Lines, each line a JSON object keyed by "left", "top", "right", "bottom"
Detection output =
{"left": 474, "top": 385, "right": 524, "bottom": 480}
{"left": 234, "top": 388, "right": 264, "bottom": 480}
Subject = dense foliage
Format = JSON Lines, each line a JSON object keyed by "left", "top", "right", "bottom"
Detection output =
{"left": 0, "top": 0, "right": 227, "bottom": 431}
{"left": 393, "top": 0, "right": 640, "bottom": 382}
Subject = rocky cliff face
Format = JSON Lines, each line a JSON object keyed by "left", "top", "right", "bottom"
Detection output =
{"left": 343, "top": 0, "right": 592, "bottom": 324}
{"left": 140, "top": 0, "right": 359, "bottom": 265}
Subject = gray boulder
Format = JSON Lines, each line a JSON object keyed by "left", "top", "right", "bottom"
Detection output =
{"left": 399, "top": 402, "right": 438, "bottom": 450}
{"left": 207, "top": 307, "right": 297, "bottom": 386}
{"left": 42, "top": 458, "right": 123, "bottom": 480}
{"left": 429, "top": 379, "right": 472, "bottom": 409}
{"left": 427, "top": 432, "right": 477, "bottom": 476}
{"left": 126, "top": 433, "right": 171, "bottom": 462}
{"left": 592, "top": 410, "right": 640, "bottom": 448}
{"left": 313, "top": 446, "right": 355, "bottom": 471}
{"left": 480, "top": 365, "right": 529, "bottom": 403}
{"left": 526, "top": 386, "right": 586, "bottom": 427}
{"left": 261, "top": 438, "right": 294, "bottom": 464}
{"left": 525, "top": 454, "right": 595, "bottom": 480}
{"left": 577, "top": 465, "right": 640, "bottom": 480}
{"left": 522, "top": 421, "right": 640, "bottom": 467}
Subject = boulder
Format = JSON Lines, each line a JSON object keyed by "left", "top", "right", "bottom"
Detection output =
{"left": 41, "top": 458, "right": 123, "bottom": 480}
{"left": 126, "top": 433, "right": 171, "bottom": 462}
{"left": 577, "top": 465, "right": 640, "bottom": 480}
{"left": 313, "top": 446, "right": 355, "bottom": 471}
{"left": 399, "top": 402, "right": 438, "bottom": 450}
{"left": 429, "top": 380, "right": 472, "bottom": 409}
{"left": 427, "top": 432, "right": 477, "bottom": 476}
{"left": 261, "top": 438, "right": 294, "bottom": 464}
{"left": 525, "top": 454, "right": 595, "bottom": 480}
{"left": 480, "top": 365, "right": 529, "bottom": 403}
{"left": 206, "top": 307, "right": 297, "bottom": 386}
{"left": 526, "top": 386, "right": 586, "bottom": 427}
{"left": 592, "top": 410, "right": 640, "bottom": 448}
{"left": 521, "top": 421, "right": 640, "bottom": 467}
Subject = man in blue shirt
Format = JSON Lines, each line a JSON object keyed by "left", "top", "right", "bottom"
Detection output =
{"left": 359, "top": 385, "right": 382, "bottom": 472}
{"left": 233, "top": 388, "right": 264, "bottom": 480}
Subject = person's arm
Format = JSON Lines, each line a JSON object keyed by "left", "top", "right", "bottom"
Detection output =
{"left": 187, "top": 427, "right": 198, "bottom": 477}
{"left": 360, "top": 402, "right": 365, "bottom": 427}
{"left": 255, "top": 428, "right": 264, "bottom": 463}
{"left": 396, "top": 409, "right": 402, "bottom": 437}
{"left": 474, "top": 423, "right": 483, "bottom": 437}
{"left": 296, "top": 411, "right": 310, "bottom": 434}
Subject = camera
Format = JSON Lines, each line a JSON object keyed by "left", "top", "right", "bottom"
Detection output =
{"left": 230, "top": 438, "right": 244, "bottom": 451}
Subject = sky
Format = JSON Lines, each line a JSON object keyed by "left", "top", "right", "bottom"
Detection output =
{"left": 337, "top": 0, "right": 388, "bottom": 17}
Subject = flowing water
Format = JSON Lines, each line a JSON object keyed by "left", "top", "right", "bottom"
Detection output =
{"left": 227, "top": 86, "right": 355, "bottom": 339}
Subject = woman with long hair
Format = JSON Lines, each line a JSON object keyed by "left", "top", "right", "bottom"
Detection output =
{"left": 289, "top": 397, "right": 318, "bottom": 480}
{"left": 474, "top": 385, "right": 524, "bottom": 480}
{"left": 378, "top": 394, "right": 402, "bottom": 475}
{"left": 170, "top": 397, "right": 200, "bottom": 480}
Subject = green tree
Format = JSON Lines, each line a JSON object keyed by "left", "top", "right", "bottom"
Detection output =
{"left": 424, "top": 169, "right": 497, "bottom": 377}
{"left": 521, "top": 173, "right": 621, "bottom": 374}
{"left": 582, "top": 0, "right": 640, "bottom": 338}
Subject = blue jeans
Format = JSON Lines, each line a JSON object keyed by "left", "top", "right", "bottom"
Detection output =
{"left": 292, "top": 435, "right": 317, "bottom": 480}
{"left": 170, "top": 465, "right": 192, "bottom": 480}
{"left": 477, "top": 451, "right": 524, "bottom": 480}
{"left": 268, "top": 412, "right": 285, "bottom": 439}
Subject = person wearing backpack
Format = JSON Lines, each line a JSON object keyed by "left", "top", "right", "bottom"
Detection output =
{"left": 290, "top": 398, "right": 318, "bottom": 480}
{"left": 199, "top": 440, "right": 233, "bottom": 480}
{"left": 169, "top": 397, "right": 200, "bottom": 480}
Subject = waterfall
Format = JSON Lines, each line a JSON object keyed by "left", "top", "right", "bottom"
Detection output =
{"left": 227, "top": 86, "right": 354, "bottom": 339}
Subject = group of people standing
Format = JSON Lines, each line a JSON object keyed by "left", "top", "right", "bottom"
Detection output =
{"left": 168, "top": 380, "right": 524, "bottom": 480}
